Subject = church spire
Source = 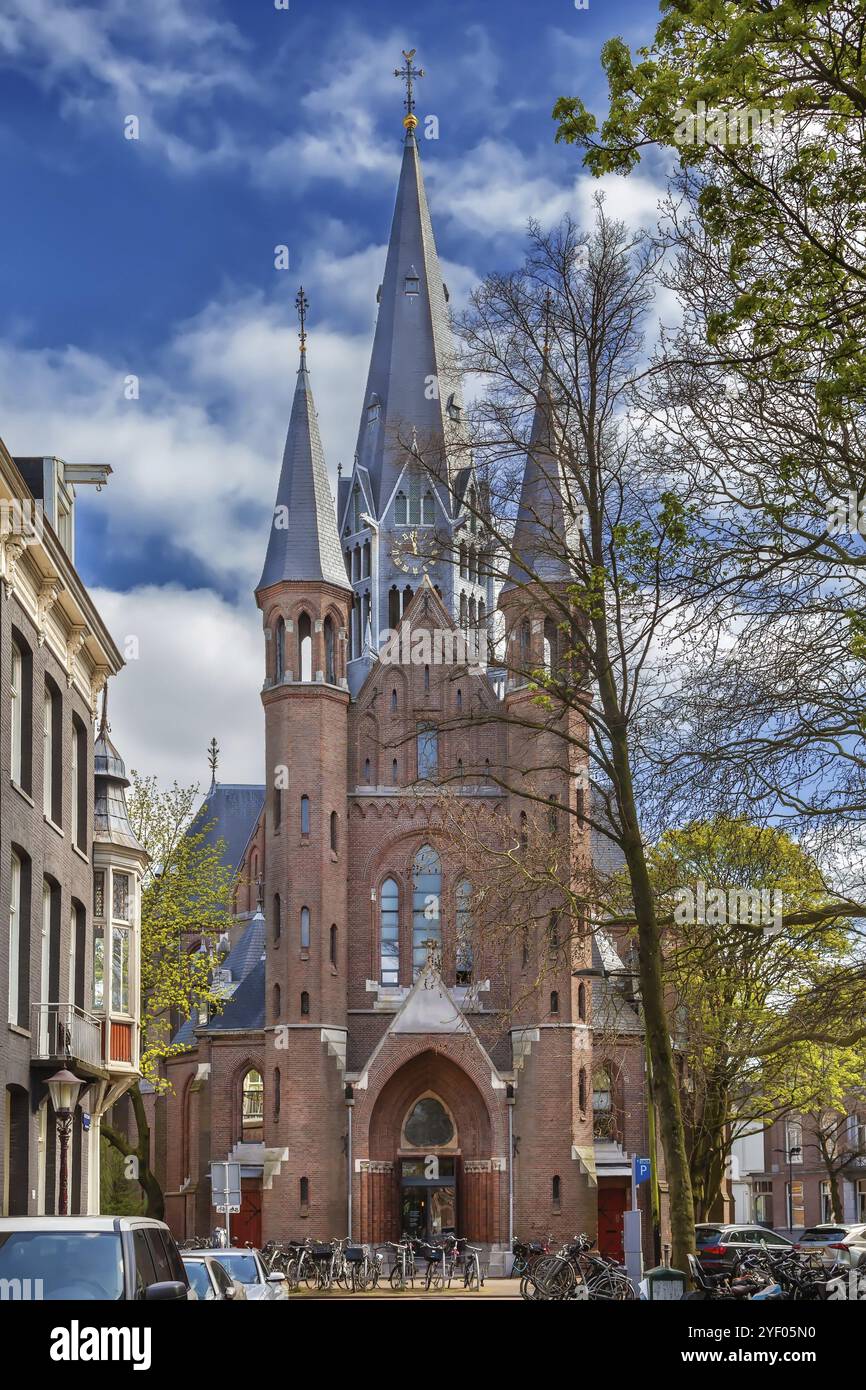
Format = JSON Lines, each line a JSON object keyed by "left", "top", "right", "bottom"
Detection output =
{"left": 353, "top": 49, "right": 463, "bottom": 514}
{"left": 257, "top": 289, "right": 351, "bottom": 595}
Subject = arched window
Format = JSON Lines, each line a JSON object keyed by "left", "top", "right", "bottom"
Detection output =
{"left": 424, "top": 664, "right": 430, "bottom": 692}
{"left": 412, "top": 845, "right": 441, "bottom": 978}
{"left": 469, "top": 549, "right": 478, "bottom": 584}
{"left": 578, "top": 981, "right": 586, "bottom": 1021}
{"left": 478, "top": 598, "right": 486, "bottom": 625}
{"left": 380, "top": 878, "right": 400, "bottom": 985}
{"left": 459, "top": 543, "right": 468, "bottom": 579}
{"left": 519, "top": 618, "right": 531, "bottom": 674}
{"left": 329, "top": 924, "right": 337, "bottom": 968}
{"left": 324, "top": 616, "right": 336, "bottom": 684}
{"left": 459, "top": 591, "right": 467, "bottom": 626}
{"left": 43, "top": 679, "right": 60, "bottom": 824}
{"left": 416, "top": 723, "right": 438, "bottom": 781}
{"left": 403, "top": 1096, "right": 455, "bottom": 1148}
{"left": 390, "top": 688, "right": 398, "bottom": 712}
{"left": 364, "top": 758, "right": 371, "bottom": 783}
{"left": 593, "top": 1066, "right": 613, "bottom": 1138}
{"left": 242, "top": 1070, "right": 264, "bottom": 1127}
{"left": 275, "top": 617, "right": 286, "bottom": 681}
{"left": 273, "top": 983, "right": 281, "bottom": 1020}
{"left": 330, "top": 810, "right": 339, "bottom": 853}
{"left": 298, "top": 612, "right": 312, "bottom": 681}
{"left": 421, "top": 490, "right": 435, "bottom": 525}
{"left": 352, "top": 482, "right": 363, "bottom": 529}
{"left": 273, "top": 894, "right": 281, "bottom": 944}
{"left": 300, "top": 795, "right": 310, "bottom": 835}
{"left": 362, "top": 540, "right": 371, "bottom": 577}
{"left": 456, "top": 688, "right": 462, "bottom": 712}
{"left": 300, "top": 907, "right": 310, "bottom": 950}
{"left": 300, "top": 991, "right": 310, "bottom": 1016}
{"left": 395, "top": 491, "right": 408, "bottom": 525}
{"left": 456, "top": 880, "right": 473, "bottom": 985}
{"left": 552, "top": 1174, "right": 561, "bottom": 1209}
{"left": 273, "top": 786, "right": 282, "bottom": 829}
{"left": 392, "top": 757, "right": 399, "bottom": 784}
{"left": 388, "top": 586, "right": 401, "bottom": 629}
{"left": 273, "top": 1068, "right": 281, "bottom": 1120}
{"left": 548, "top": 911, "right": 560, "bottom": 956}
{"left": 457, "top": 757, "right": 463, "bottom": 779}
{"left": 300, "top": 1176, "right": 310, "bottom": 1206}
{"left": 578, "top": 1067, "right": 587, "bottom": 1113}
{"left": 550, "top": 990, "right": 559, "bottom": 1014}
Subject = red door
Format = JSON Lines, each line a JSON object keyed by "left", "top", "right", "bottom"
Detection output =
{"left": 233, "top": 1179, "right": 262, "bottom": 1248}
{"left": 597, "top": 1183, "right": 627, "bottom": 1261}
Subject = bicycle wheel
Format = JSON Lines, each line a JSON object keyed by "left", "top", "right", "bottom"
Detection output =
{"left": 284, "top": 1258, "right": 300, "bottom": 1292}
{"left": 533, "top": 1255, "right": 575, "bottom": 1300}
{"left": 389, "top": 1263, "right": 406, "bottom": 1291}
{"left": 464, "top": 1255, "right": 481, "bottom": 1291}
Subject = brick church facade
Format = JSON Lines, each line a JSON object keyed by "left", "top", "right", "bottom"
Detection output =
{"left": 153, "top": 71, "right": 659, "bottom": 1265}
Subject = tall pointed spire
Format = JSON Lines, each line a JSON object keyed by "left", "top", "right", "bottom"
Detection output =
{"left": 353, "top": 51, "right": 463, "bottom": 513}
{"left": 257, "top": 290, "right": 351, "bottom": 594}
{"left": 503, "top": 352, "right": 578, "bottom": 590}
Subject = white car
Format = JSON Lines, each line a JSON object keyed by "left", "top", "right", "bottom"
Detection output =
{"left": 813, "top": 1223, "right": 866, "bottom": 1270}
{"left": 183, "top": 1247, "right": 287, "bottom": 1300}
{"left": 182, "top": 1253, "right": 247, "bottom": 1301}
{"left": 0, "top": 1215, "right": 193, "bottom": 1300}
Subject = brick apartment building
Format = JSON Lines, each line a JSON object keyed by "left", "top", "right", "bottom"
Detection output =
{"left": 151, "top": 77, "right": 664, "bottom": 1268}
{"left": 1, "top": 438, "right": 144, "bottom": 1217}
{"left": 731, "top": 1107, "right": 866, "bottom": 1234}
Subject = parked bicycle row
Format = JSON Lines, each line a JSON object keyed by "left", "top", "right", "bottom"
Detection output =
{"left": 685, "top": 1245, "right": 866, "bottom": 1301}
{"left": 260, "top": 1234, "right": 485, "bottom": 1292}
{"left": 514, "top": 1233, "right": 636, "bottom": 1301}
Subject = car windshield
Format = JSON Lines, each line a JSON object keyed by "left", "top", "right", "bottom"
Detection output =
{"left": 0, "top": 1230, "right": 124, "bottom": 1299}
{"left": 801, "top": 1229, "right": 845, "bottom": 1242}
{"left": 182, "top": 1260, "right": 212, "bottom": 1298}
{"left": 215, "top": 1253, "right": 260, "bottom": 1283}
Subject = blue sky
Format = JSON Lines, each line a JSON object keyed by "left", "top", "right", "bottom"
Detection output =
{"left": 0, "top": 0, "right": 665, "bottom": 784}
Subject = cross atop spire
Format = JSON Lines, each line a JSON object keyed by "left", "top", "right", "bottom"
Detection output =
{"left": 295, "top": 286, "right": 309, "bottom": 363}
{"left": 207, "top": 736, "right": 219, "bottom": 789}
{"left": 394, "top": 48, "right": 424, "bottom": 130}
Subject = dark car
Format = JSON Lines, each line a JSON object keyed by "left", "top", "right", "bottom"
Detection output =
{"left": 0, "top": 1216, "right": 192, "bottom": 1300}
{"left": 695, "top": 1223, "right": 794, "bottom": 1272}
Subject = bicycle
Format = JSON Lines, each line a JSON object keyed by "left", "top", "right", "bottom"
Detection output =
{"left": 387, "top": 1238, "right": 417, "bottom": 1290}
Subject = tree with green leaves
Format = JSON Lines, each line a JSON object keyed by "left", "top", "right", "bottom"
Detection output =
{"left": 101, "top": 775, "right": 233, "bottom": 1218}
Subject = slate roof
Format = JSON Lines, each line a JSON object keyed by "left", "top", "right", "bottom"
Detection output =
{"left": 257, "top": 347, "right": 351, "bottom": 593}
{"left": 353, "top": 127, "right": 466, "bottom": 515}
{"left": 220, "top": 909, "right": 266, "bottom": 983}
{"left": 189, "top": 784, "right": 264, "bottom": 876}
{"left": 208, "top": 958, "right": 266, "bottom": 1033}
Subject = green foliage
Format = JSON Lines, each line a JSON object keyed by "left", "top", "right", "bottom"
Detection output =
{"left": 99, "top": 1134, "right": 145, "bottom": 1216}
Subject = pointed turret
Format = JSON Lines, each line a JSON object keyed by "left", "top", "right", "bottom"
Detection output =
{"left": 258, "top": 289, "right": 350, "bottom": 595}
{"left": 93, "top": 685, "right": 145, "bottom": 853}
{"left": 503, "top": 358, "right": 578, "bottom": 591}
{"left": 353, "top": 109, "right": 463, "bottom": 514}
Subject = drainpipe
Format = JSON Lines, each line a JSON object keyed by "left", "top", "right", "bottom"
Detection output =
{"left": 507, "top": 1084, "right": 516, "bottom": 1253}
{"left": 345, "top": 1084, "right": 354, "bottom": 1240}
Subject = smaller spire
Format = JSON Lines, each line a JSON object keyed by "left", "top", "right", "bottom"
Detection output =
{"left": 98, "top": 682, "right": 110, "bottom": 737}
{"left": 207, "top": 736, "right": 220, "bottom": 791}
{"left": 295, "top": 285, "right": 309, "bottom": 366}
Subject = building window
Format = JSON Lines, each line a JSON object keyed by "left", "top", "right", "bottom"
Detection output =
{"left": 242, "top": 1070, "right": 264, "bottom": 1126}
{"left": 578, "top": 1067, "right": 587, "bottom": 1113}
{"left": 275, "top": 617, "right": 286, "bottom": 680}
{"left": 7, "top": 852, "right": 24, "bottom": 1025}
{"left": 273, "top": 894, "right": 281, "bottom": 944}
{"left": 416, "top": 724, "right": 438, "bottom": 781}
{"left": 395, "top": 491, "right": 408, "bottom": 525}
{"left": 273, "top": 1068, "right": 281, "bottom": 1120}
{"left": 548, "top": 911, "right": 560, "bottom": 956}
{"left": 71, "top": 714, "right": 87, "bottom": 851}
{"left": 329, "top": 924, "right": 337, "bottom": 968}
{"left": 300, "top": 1176, "right": 310, "bottom": 1207}
{"left": 412, "top": 845, "right": 441, "bottom": 978}
{"left": 10, "top": 635, "right": 32, "bottom": 793}
{"left": 10, "top": 641, "right": 22, "bottom": 783}
{"left": 43, "top": 679, "right": 61, "bottom": 824}
{"left": 112, "top": 926, "right": 130, "bottom": 1013}
{"left": 300, "top": 991, "right": 310, "bottom": 1016}
{"left": 578, "top": 981, "right": 586, "bottom": 1021}
{"left": 421, "top": 491, "right": 434, "bottom": 525}
{"left": 273, "top": 786, "right": 282, "bottom": 829}
{"left": 94, "top": 870, "right": 105, "bottom": 920}
{"left": 456, "top": 688, "right": 462, "bottom": 713}
{"left": 521, "top": 924, "right": 530, "bottom": 969}
{"left": 391, "top": 757, "right": 399, "bottom": 784}
{"left": 324, "top": 616, "right": 336, "bottom": 684}
{"left": 785, "top": 1119, "right": 803, "bottom": 1160}
{"left": 593, "top": 1066, "right": 613, "bottom": 1138}
{"left": 753, "top": 1179, "right": 773, "bottom": 1225}
{"left": 330, "top": 810, "right": 338, "bottom": 853}
{"left": 820, "top": 1180, "right": 833, "bottom": 1224}
{"left": 298, "top": 612, "right": 313, "bottom": 681}
{"left": 519, "top": 812, "right": 528, "bottom": 850}
{"left": 364, "top": 758, "right": 371, "bottom": 784}
{"left": 380, "top": 879, "right": 400, "bottom": 985}
{"left": 390, "top": 688, "right": 398, "bottom": 712}
{"left": 92, "top": 924, "right": 104, "bottom": 1010}
{"left": 403, "top": 1096, "right": 454, "bottom": 1148}
{"left": 550, "top": 990, "right": 559, "bottom": 1014}
{"left": 455, "top": 880, "right": 473, "bottom": 985}
{"left": 388, "top": 585, "right": 401, "bottom": 628}
{"left": 300, "top": 907, "right": 310, "bottom": 951}
{"left": 424, "top": 664, "right": 430, "bottom": 692}
{"left": 300, "top": 795, "right": 310, "bottom": 835}
{"left": 404, "top": 268, "right": 420, "bottom": 296}
{"left": 113, "top": 872, "right": 130, "bottom": 922}
{"left": 273, "top": 983, "right": 281, "bottom": 1020}
{"left": 552, "top": 1175, "right": 561, "bottom": 1210}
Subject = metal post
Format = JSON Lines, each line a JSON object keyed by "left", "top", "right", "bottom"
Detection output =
{"left": 507, "top": 1095, "right": 514, "bottom": 1247}
{"left": 57, "top": 1116, "right": 71, "bottom": 1216}
{"left": 345, "top": 1084, "right": 354, "bottom": 1241}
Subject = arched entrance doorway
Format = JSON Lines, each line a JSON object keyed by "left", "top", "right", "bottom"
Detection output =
{"left": 363, "top": 1050, "right": 502, "bottom": 1244}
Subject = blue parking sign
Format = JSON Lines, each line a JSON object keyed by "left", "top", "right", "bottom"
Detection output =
{"left": 634, "top": 1156, "right": 651, "bottom": 1186}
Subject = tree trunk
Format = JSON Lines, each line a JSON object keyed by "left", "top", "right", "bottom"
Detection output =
{"left": 102, "top": 1082, "right": 165, "bottom": 1221}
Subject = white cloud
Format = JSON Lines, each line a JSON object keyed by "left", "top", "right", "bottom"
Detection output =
{"left": 92, "top": 584, "right": 264, "bottom": 788}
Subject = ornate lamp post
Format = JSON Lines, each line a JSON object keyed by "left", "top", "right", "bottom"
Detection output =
{"left": 46, "top": 1068, "right": 84, "bottom": 1215}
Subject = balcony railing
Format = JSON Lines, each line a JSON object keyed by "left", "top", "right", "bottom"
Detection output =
{"left": 30, "top": 1003, "right": 103, "bottom": 1068}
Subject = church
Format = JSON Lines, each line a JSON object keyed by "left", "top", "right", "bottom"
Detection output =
{"left": 153, "top": 56, "right": 654, "bottom": 1269}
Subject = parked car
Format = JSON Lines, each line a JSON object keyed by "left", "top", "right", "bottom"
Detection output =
{"left": 182, "top": 1253, "right": 247, "bottom": 1301}
{"left": 0, "top": 1216, "right": 192, "bottom": 1300}
{"left": 695, "top": 1223, "right": 794, "bottom": 1272}
{"left": 799, "top": 1222, "right": 866, "bottom": 1269}
{"left": 182, "top": 1246, "right": 287, "bottom": 1300}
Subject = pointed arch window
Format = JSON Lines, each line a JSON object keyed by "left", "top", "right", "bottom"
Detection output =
{"left": 300, "top": 991, "right": 310, "bottom": 1016}
{"left": 459, "top": 543, "right": 468, "bottom": 579}
{"left": 275, "top": 617, "right": 286, "bottom": 681}
{"left": 578, "top": 1067, "right": 587, "bottom": 1113}
{"left": 468, "top": 485, "right": 478, "bottom": 532}
{"left": 459, "top": 591, "right": 468, "bottom": 627}
{"left": 389, "top": 585, "right": 401, "bottom": 628}
{"left": 412, "top": 844, "right": 441, "bottom": 978}
{"left": 273, "top": 1068, "right": 281, "bottom": 1121}
{"left": 362, "top": 540, "right": 371, "bottom": 577}
{"left": 300, "top": 795, "right": 310, "bottom": 835}
{"left": 242, "top": 1070, "right": 264, "bottom": 1127}
{"left": 324, "top": 616, "right": 336, "bottom": 684}
{"left": 390, "top": 688, "right": 398, "bottom": 713}
{"left": 550, "top": 990, "right": 559, "bottom": 1015}
{"left": 300, "top": 907, "right": 311, "bottom": 950}
{"left": 392, "top": 757, "right": 399, "bottom": 784}
{"left": 469, "top": 548, "right": 478, "bottom": 583}
{"left": 578, "top": 981, "right": 586, "bottom": 1021}
{"left": 456, "top": 879, "right": 473, "bottom": 985}
{"left": 380, "top": 878, "right": 400, "bottom": 985}
{"left": 416, "top": 723, "right": 438, "bottom": 781}
{"left": 330, "top": 924, "right": 338, "bottom": 969}
{"left": 298, "top": 612, "right": 312, "bottom": 682}
{"left": 330, "top": 810, "right": 339, "bottom": 853}
{"left": 273, "top": 894, "right": 281, "bottom": 945}
{"left": 395, "top": 491, "right": 408, "bottom": 525}
{"left": 273, "top": 983, "right": 281, "bottom": 1020}
{"left": 421, "top": 490, "right": 435, "bottom": 525}
{"left": 352, "top": 482, "right": 364, "bottom": 530}
{"left": 364, "top": 758, "right": 371, "bottom": 783}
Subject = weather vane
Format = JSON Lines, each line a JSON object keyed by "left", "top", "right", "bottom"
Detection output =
{"left": 394, "top": 48, "right": 424, "bottom": 127}
{"left": 296, "top": 286, "right": 309, "bottom": 358}
{"left": 208, "top": 736, "right": 219, "bottom": 788}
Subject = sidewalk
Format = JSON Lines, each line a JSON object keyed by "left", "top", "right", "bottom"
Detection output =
{"left": 290, "top": 1277, "right": 524, "bottom": 1300}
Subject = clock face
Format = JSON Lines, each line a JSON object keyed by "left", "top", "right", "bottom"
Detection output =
{"left": 390, "top": 530, "right": 438, "bottom": 576}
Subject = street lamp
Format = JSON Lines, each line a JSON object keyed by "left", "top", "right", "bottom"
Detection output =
{"left": 774, "top": 1145, "right": 802, "bottom": 1232}
{"left": 46, "top": 1068, "right": 85, "bottom": 1216}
